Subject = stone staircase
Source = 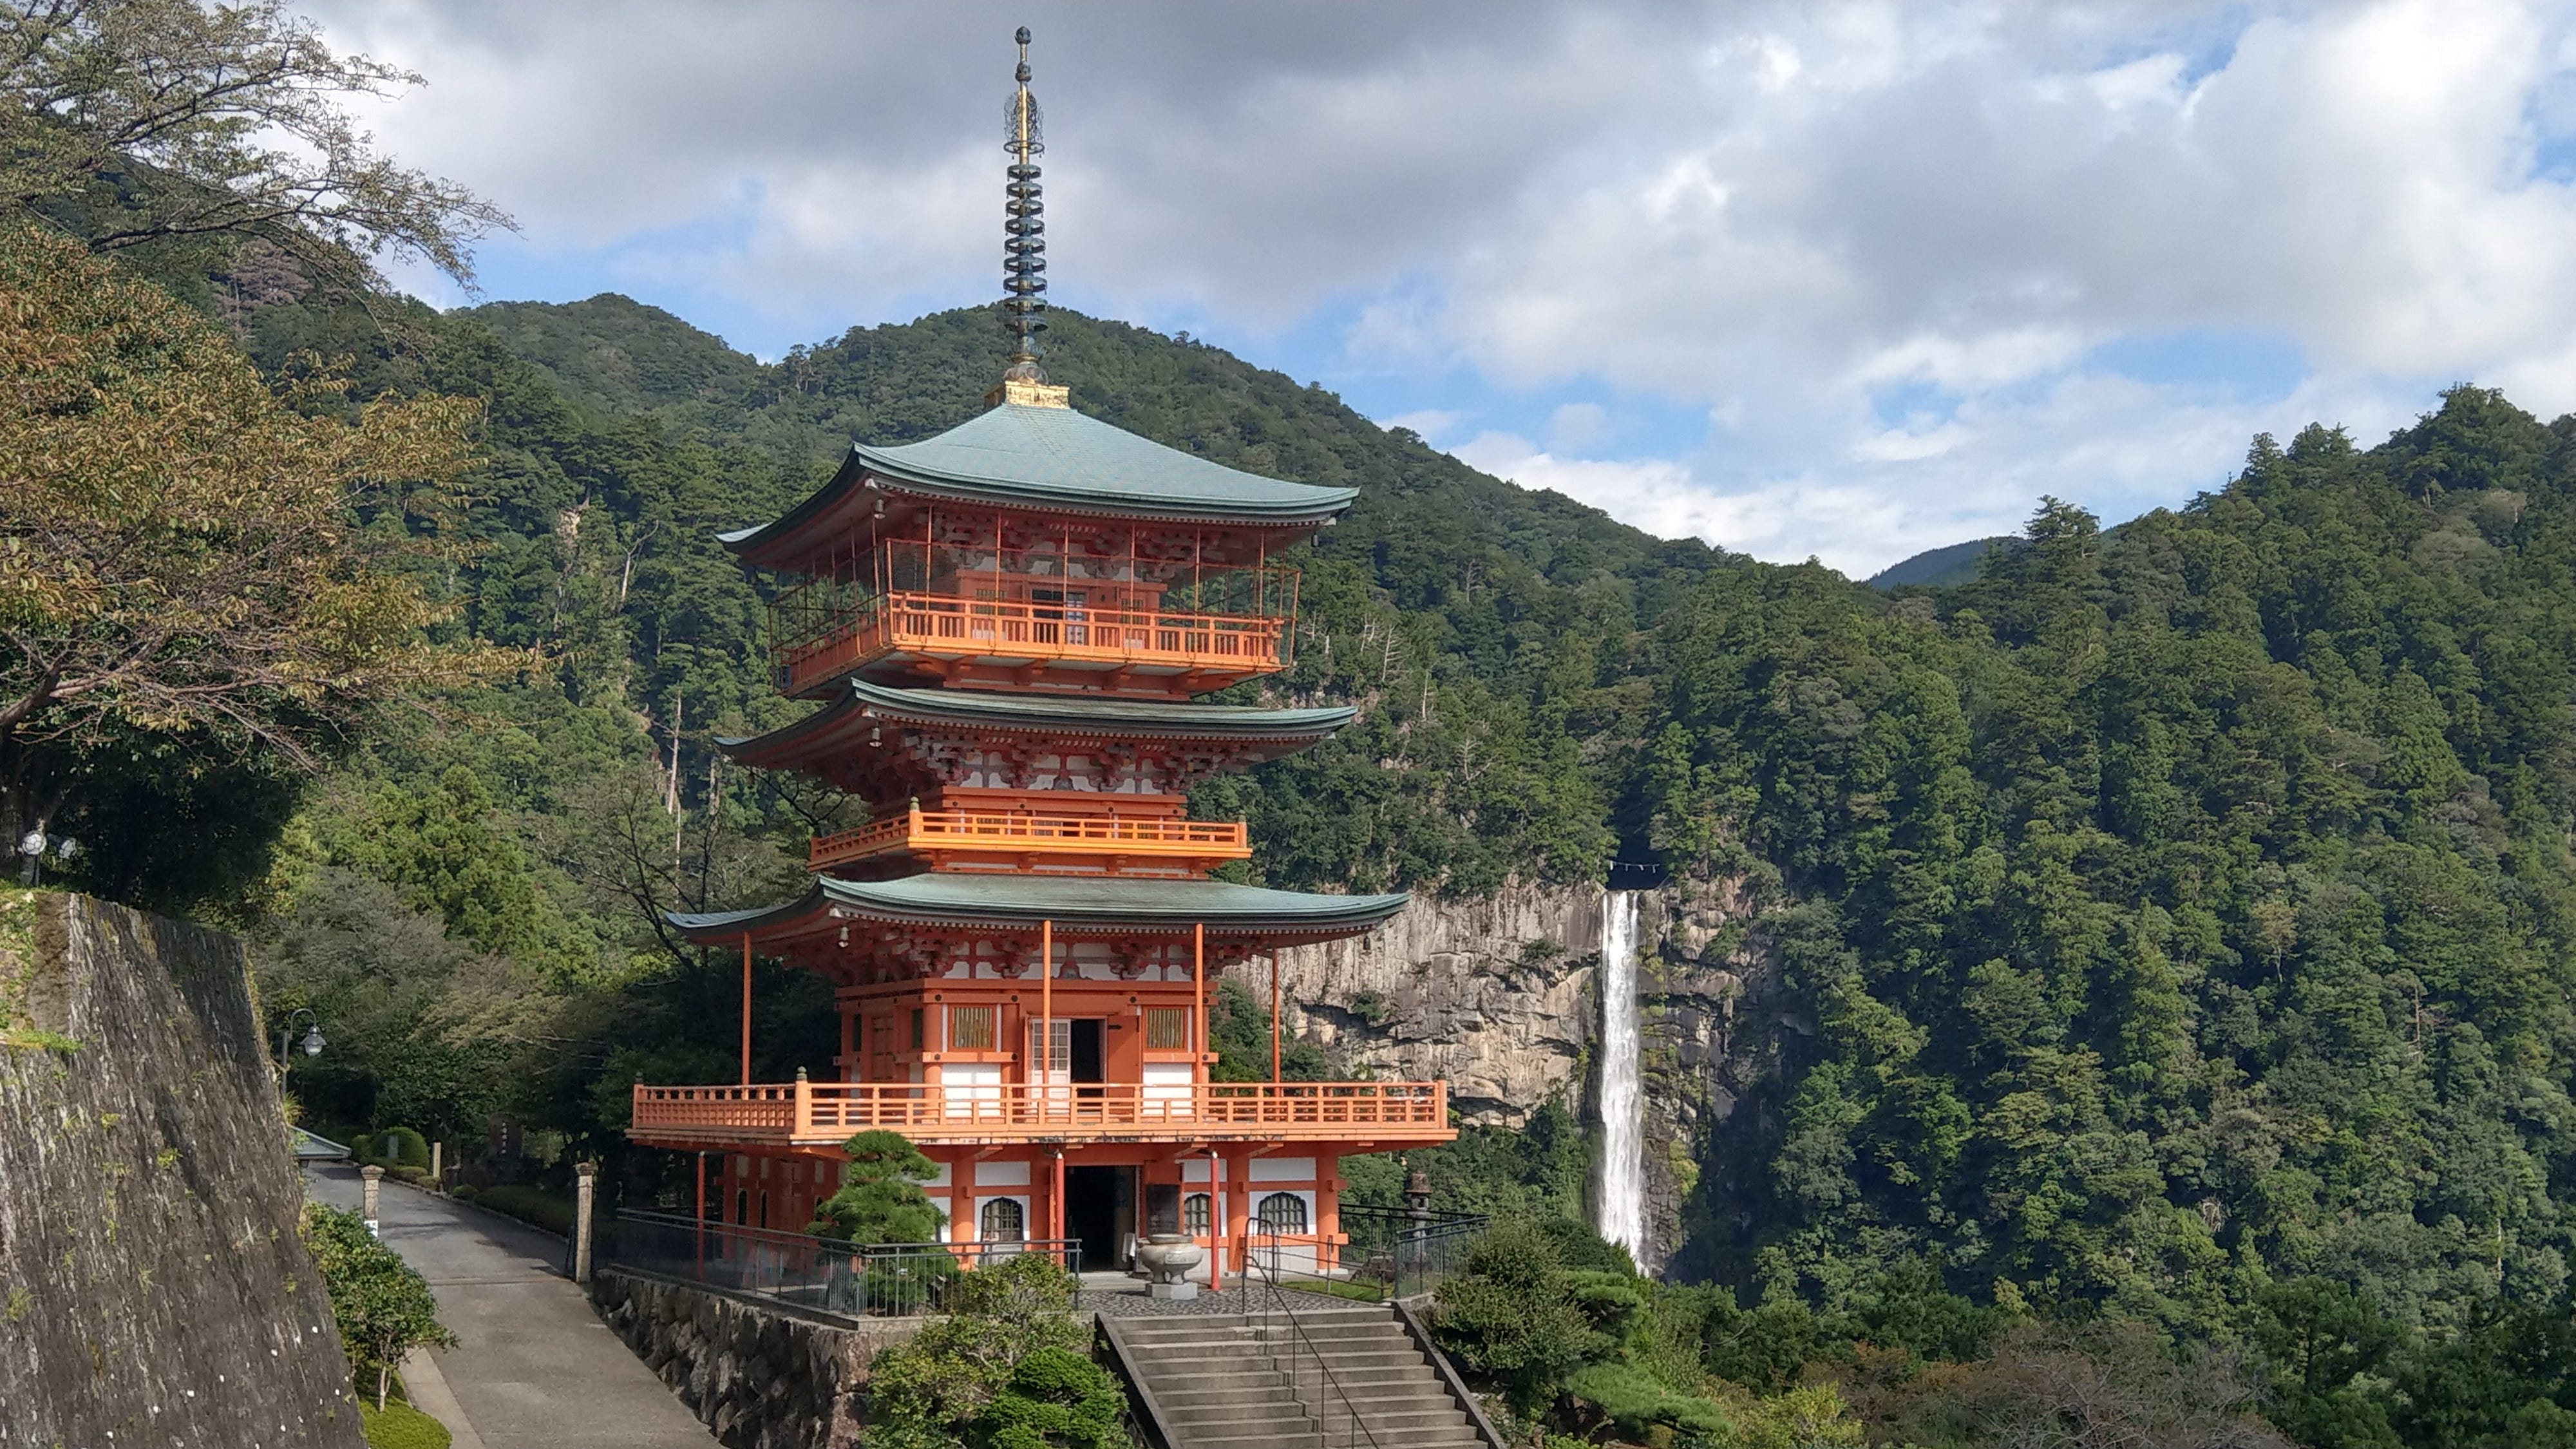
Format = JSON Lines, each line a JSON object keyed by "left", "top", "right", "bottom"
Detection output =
{"left": 1102, "top": 1303, "right": 1493, "bottom": 1449}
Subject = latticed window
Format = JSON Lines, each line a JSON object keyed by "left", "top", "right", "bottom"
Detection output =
{"left": 1145, "top": 1008, "right": 1189, "bottom": 1050}
{"left": 1256, "top": 1192, "right": 1308, "bottom": 1235}
{"left": 1183, "top": 1193, "right": 1211, "bottom": 1236}
{"left": 981, "top": 1197, "right": 1025, "bottom": 1243}
{"left": 950, "top": 1005, "right": 996, "bottom": 1050}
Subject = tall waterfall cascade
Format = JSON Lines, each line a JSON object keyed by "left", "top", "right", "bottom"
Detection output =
{"left": 1595, "top": 889, "right": 1647, "bottom": 1262}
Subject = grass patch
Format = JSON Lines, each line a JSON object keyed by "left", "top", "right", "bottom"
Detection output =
{"left": 1285, "top": 1277, "right": 1387, "bottom": 1303}
{"left": 360, "top": 1397, "right": 451, "bottom": 1449}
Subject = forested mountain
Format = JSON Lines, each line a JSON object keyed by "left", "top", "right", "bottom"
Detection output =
{"left": 48, "top": 274, "right": 2576, "bottom": 1443}
{"left": 1868, "top": 536, "right": 2014, "bottom": 590}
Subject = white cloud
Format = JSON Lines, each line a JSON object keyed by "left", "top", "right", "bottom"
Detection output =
{"left": 299, "top": 1, "right": 2576, "bottom": 575}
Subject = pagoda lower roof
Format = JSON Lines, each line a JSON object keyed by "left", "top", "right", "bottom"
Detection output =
{"left": 668, "top": 874, "right": 1409, "bottom": 943}
{"left": 719, "top": 402, "right": 1358, "bottom": 569}
{"left": 719, "top": 681, "right": 1354, "bottom": 767}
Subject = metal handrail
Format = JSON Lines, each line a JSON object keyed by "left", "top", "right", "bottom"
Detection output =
{"left": 600, "top": 1209, "right": 1083, "bottom": 1318}
{"left": 1244, "top": 1232, "right": 1386, "bottom": 1449}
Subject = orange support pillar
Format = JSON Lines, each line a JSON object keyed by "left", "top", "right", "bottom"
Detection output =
{"left": 1207, "top": 1146, "right": 1225, "bottom": 1293}
{"left": 739, "top": 932, "right": 753, "bottom": 1085}
{"left": 1039, "top": 919, "right": 1052, "bottom": 1119}
{"left": 1269, "top": 951, "right": 1282, "bottom": 1083}
{"left": 1224, "top": 1152, "right": 1252, "bottom": 1283}
{"left": 1193, "top": 923, "right": 1207, "bottom": 1077}
{"left": 1050, "top": 1147, "right": 1067, "bottom": 1264}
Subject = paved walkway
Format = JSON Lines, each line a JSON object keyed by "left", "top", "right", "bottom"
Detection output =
{"left": 303, "top": 1163, "right": 715, "bottom": 1449}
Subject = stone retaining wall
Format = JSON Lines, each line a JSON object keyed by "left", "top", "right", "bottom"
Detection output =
{"left": 0, "top": 890, "right": 365, "bottom": 1446}
{"left": 591, "top": 1269, "right": 922, "bottom": 1449}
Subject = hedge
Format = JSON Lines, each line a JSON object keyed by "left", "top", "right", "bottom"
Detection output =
{"left": 375, "top": 1126, "right": 431, "bottom": 1170}
{"left": 471, "top": 1185, "right": 577, "bottom": 1236}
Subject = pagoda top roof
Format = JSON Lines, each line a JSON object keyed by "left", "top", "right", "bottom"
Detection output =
{"left": 721, "top": 403, "right": 1358, "bottom": 562}
{"left": 721, "top": 680, "right": 1355, "bottom": 766}
{"left": 669, "top": 873, "right": 1409, "bottom": 943}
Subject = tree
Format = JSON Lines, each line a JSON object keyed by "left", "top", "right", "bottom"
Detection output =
{"left": 808, "top": 1129, "right": 945, "bottom": 1245}
{"left": 0, "top": 0, "right": 510, "bottom": 285}
{"left": 302, "top": 1201, "right": 456, "bottom": 1410}
{"left": 0, "top": 224, "right": 508, "bottom": 867}
{"left": 1430, "top": 1219, "right": 1600, "bottom": 1414}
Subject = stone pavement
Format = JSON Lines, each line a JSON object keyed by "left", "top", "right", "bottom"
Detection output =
{"left": 303, "top": 1163, "right": 715, "bottom": 1449}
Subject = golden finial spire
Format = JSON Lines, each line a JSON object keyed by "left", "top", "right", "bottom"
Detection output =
{"left": 989, "top": 24, "right": 1068, "bottom": 409}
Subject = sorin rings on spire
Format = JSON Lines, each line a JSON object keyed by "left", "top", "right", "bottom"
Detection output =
{"left": 1001, "top": 24, "right": 1047, "bottom": 381}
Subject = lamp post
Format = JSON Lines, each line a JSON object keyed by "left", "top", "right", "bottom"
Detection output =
{"left": 15, "top": 829, "right": 77, "bottom": 887}
{"left": 276, "top": 1007, "right": 325, "bottom": 1071}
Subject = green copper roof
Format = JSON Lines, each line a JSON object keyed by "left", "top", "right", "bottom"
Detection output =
{"left": 670, "top": 874, "right": 1409, "bottom": 940}
{"left": 720, "top": 404, "right": 1357, "bottom": 554}
{"left": 719, "top": 681, "right": 1354, "bottom": 761}
{"left": 857, "top": 404, "right": 1356, "bottom": 522}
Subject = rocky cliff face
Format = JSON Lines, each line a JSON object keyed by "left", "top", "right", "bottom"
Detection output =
{"left": 1238, "top": 875, "right": 1783, "bottom": 1276}
{"left": 0, "top": 891, "right": 365, "bottom": 1446}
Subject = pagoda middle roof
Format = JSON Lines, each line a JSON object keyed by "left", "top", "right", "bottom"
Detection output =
{"left": 668, "top": 874, "right": 1410, "bottom": 942}
{"left": 719, "top": 681, "right": 1356, "bottom": 766}
{"left": 720, "top": 402, "right": 1358, "bottom": 563}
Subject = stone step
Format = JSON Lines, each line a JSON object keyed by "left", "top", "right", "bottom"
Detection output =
{"left": 1121, "top": 1319, "right": 1256, "bottom": 1338}
{"left": 1141, "top": 1369, "right": 1302, "bottom": 1396}
{"left": 1165, "top": 1401, "right": 1309, "bottom": 1428}
{"left": 1185, "top": 1423, "right": 1329, "bottom": 1443}
{"left": 1242, "top": 1340, "right": 1412, "bottom": 1361}
{"left": 1251, "top": 1330, "right": 1414, "bottom": 1350}
{"left": 1106, "top": 1300, "right": 1490, "bottom": 1449}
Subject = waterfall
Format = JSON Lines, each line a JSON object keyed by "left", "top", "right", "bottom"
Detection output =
{"left": 1595, "top": 889, "right": 1647, "bottom": 1262}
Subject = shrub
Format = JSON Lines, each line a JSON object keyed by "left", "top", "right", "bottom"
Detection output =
{"left": 863, "top": 1255, "right": 1132, "bottom": 1449}
{"left": 384, "top": 1164, "right": 429, "bottom": 1185}
{"left": 302, "top": 1203, "right": 455, "bottom": 1409}
{"left": 471, "top": 1185, "right": 575, "bottom": 1236}
{"left": 375, "top": 1126, "right": 430, "bottom": 1170}
{"left": 1564, "top": 1361, "right": 1734, "bottom": 1441}
{"left": 360, "top": 1398, "right": 451, "bottom": 1449}
{"left": 350, "top": 1132, "right": 377, "bottom": 1162}
{"left": 449, "top": 1183, "right": 480, "bottom": 1204}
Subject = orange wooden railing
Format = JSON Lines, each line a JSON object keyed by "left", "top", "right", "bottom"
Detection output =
{"left": 629, "top": 1078, "right": 1450, "bottom": 1145}
{"left": 808, "top": 808, "right": 1252, "bottom": 871}
{"left": 779, "top": 590, "right": 1287, "bottom": 695}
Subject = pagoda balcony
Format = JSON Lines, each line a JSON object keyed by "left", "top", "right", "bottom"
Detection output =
{"left": 775, "top": 590, "right": 1287, "bottom": 697}
{"left": 809, "top": 807, "right": 1253, "bottom": 873}
{"left": 628, "top": 1078, "right": 1452, "bottom": 1149}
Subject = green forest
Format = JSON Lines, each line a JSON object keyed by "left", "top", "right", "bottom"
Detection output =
{"left": 23, "top": 207, "right": 2576, "bottom": 1449}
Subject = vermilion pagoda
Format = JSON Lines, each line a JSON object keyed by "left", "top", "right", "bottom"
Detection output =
{"left": 625, "top": 35, "right": 1450, "bottom": 1276}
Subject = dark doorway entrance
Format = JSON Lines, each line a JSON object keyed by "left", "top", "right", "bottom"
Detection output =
{"left": 1070, "top": 1019, "right": 1104, "bottom": 1083}
{"left": 1065, "top": 1164, "right": 1125, "bottom": 1271}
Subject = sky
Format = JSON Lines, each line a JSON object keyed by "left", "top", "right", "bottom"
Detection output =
{"left": 304, "top": 1, "right": 2576, "bottom": 578}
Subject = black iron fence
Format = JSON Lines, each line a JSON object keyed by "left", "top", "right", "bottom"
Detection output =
{"left": 1236, "top": 1206, "right": 1488, "bottom": 1302}
{"left": 601, "top": 1209, "right": 1082, "bottom": 1318}
{"left": 1335, "top": 1206, "right": 1486, "bottom": 1301}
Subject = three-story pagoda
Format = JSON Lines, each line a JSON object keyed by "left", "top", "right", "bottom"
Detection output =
{"left": 626, "top": 32, "right": 1452, "bottom": 1282}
